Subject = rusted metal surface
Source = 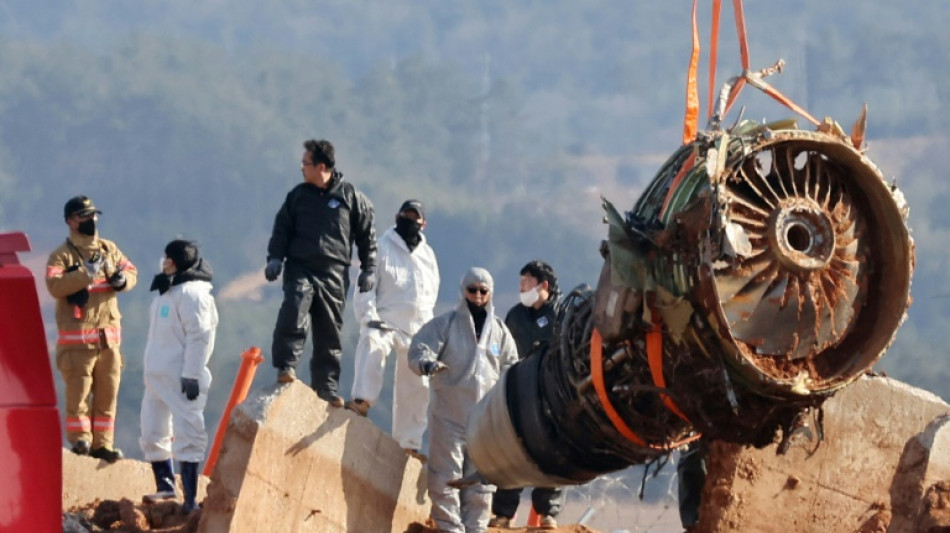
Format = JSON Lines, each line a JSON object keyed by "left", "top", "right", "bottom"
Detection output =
{"left": 625, "top": 123, "right": 912, "bottom": 397}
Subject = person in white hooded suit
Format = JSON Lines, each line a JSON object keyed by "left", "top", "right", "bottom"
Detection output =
{"left": 348, "top": 200, "right": 439, "bottom": 457}
{"left": 409, "top": 267, "right": 519, "bottom": 533}
{"left": 139, "top": 240, "right": 218, "bottom": 513}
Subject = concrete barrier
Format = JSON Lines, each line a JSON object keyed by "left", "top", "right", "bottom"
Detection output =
{"left": 198, "top": 381, "right": 429, "bottom": 533}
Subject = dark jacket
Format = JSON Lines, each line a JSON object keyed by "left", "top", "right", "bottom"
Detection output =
{"left": 504, "top": 299, "right": 558, "bottom": 360}
{"left": 267, "top": 171, "right": 376, "bottom": 275}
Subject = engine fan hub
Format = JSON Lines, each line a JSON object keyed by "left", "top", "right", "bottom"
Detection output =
{"left": 768, "top": 199, "right": 836, "bottom": 272}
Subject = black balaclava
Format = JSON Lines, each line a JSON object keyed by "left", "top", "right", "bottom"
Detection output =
{"left": 394, "top": 216, "right": 423, "bottom": 251}
{"left": 467, "top": 301, "right": 488, "bottom": 339}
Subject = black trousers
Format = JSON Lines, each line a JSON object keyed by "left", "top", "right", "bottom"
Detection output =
{"left": 677, "top": 441, "right": 707, "bottom": 527}
{"left": 492, "top": 486, "right": 562, "bottom": 518}
{"left": 272, "top": 262, "right": 346, "bottom": 396}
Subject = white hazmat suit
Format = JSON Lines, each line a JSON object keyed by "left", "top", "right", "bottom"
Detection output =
{"left": 139, "top": 261, "right": 218, "bottom": 464}
{"left": 409, "top": 267, "right": 519, "bottom": 533}
{"left": 352, "top": 226, "right": 440, "bottom": 450}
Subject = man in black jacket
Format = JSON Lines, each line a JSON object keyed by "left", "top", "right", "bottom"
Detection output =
{"left": 265, "top": 139, "right": 376, "bottom": 407}
{"left": 489, "top": 260, "right": 563, "bottom": 530}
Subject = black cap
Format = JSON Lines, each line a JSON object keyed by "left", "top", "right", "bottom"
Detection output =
{"left": 63, "top": 196, "right": 102, "bottom": 219}
{"left": 398, "top": 199, "right": 425, "bottom": 220}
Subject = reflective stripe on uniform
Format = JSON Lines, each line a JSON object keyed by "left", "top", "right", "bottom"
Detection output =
{"left": 92, "top": 418, "right": 115, "bottom": 431}
{"left": 117, "top": 259, "right": 136, "bottom": 271}
{"left": 46, "top": 265, "right": 65, "bottom": 277}
{"left": 66, "top": 416, "right": 92, "bottom": 432}
{"left": 57, "top": 327, "right": 121, "bottom": 345}
{"left": 88, "top": 279, "right": 112, "bottom": 293}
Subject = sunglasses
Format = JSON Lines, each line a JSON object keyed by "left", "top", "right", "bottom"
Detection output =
{"left": 466, "top": 286, "right": 490, "bottom": 295}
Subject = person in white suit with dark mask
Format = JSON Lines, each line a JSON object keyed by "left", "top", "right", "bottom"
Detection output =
{"left": 347, "top": 200, "right": 440, "bottom": 460}
{"left": 139, "top": 240, "right": 218, "bottom": 513}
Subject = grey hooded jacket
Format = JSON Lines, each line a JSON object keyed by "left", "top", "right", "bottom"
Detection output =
{"left": 408, "top": 267, "right": 519, "bottom": 424}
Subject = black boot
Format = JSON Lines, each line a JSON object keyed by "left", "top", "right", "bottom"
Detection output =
{"left": 180, "top": 461, "right": 199, "bottom": 513}
{"left": 89, "top": 446, "right": 123, "bottom": 463}
{"left": 143, "top": 459, "right": 176, "bottom": 503}
{"left": 71, "top": 440, "right": 90, "bottom": 456}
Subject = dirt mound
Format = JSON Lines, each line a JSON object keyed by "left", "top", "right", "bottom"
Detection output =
{"left": 64, "top": 498, "right": 201, "bottom": 533}
{"left": 917, "top": 480, "right": 950, "bottom": 532}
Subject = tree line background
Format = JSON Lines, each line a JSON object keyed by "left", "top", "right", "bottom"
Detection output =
{"left": 1, "top": 1, "right": 948, "bottom": 480}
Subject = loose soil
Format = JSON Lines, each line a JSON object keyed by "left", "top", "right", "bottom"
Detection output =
{"left": 66, "top": 501, "right": 602, "bottom": 533}
{"left": 64, "top": 499, "right": 201, "bottom": 533}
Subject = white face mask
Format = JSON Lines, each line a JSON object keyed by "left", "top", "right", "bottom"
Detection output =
{"left": 158, "top": 256, "right": 167, "bottom": 273}
{"left": 519, "top": 286, "right": 540, "bottom": 307}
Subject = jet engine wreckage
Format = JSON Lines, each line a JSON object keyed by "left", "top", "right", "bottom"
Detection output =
{"left": 465, "top": 10, "right": 915, "bottom": 486}
{"left": 467, "top": 116, "right": 914, "bottom": 488}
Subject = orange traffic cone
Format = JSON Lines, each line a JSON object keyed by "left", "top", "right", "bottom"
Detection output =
{"left": 527, "top": 506, "right": 542, "bottom": 527}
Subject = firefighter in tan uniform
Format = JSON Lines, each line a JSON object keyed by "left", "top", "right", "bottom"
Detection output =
{"left": 46, "top": 196, "right": 138, "bottom": 462}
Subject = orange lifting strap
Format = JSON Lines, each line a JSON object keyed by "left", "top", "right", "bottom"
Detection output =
{"left": 706, "top": 0, "right": 722, "bottom": 120}
{"left": 683, "top": 0, "right": 819, "bottom": 145}
{"left": 681, "top": 0, "right": 701, "bottom": 145}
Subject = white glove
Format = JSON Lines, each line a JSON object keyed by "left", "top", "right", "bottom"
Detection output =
{"left": 85, "top": 254, "right": 104, "bottom": 276}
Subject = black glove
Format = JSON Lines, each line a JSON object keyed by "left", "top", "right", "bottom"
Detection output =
{"left": 108, "top": 271, "right": 126, "bottom": 290}
{"left": 421, "top": 360, "right": 448, "bottom": 376}
{"left": 358, "top": 270, "right": 376, "bottom": 293}
{"left": 66, "top": 288, "right": 90, "bottom": 309}
{"left": 366, "top": 320, "right": 395, "bottom": 331}
{"left": 264, "top": 259, "right": 282, "bottom": 282}
{"left": 181, "top": 378, "right": 200, "bottom": 401}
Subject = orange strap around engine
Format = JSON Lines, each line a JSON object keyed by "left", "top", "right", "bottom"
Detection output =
{"left": 590, "top": 328, "right": 648, "bottom": 447}
{"left": 645, "top": 320, "right": 692, "bottom": 423}
{"left": 590, "top": 327, "right": 702, "bottom": 450}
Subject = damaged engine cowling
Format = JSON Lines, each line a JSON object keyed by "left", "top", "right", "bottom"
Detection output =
{"left": 466, "top": 120, "right": 914, "bottom": 489}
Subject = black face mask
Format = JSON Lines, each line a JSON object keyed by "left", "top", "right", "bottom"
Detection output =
{"left": 394, "top": 217, "right": 423, "bottom": 248}
{"left": 77, "top": 218, "right": 97, "bottom": 236}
